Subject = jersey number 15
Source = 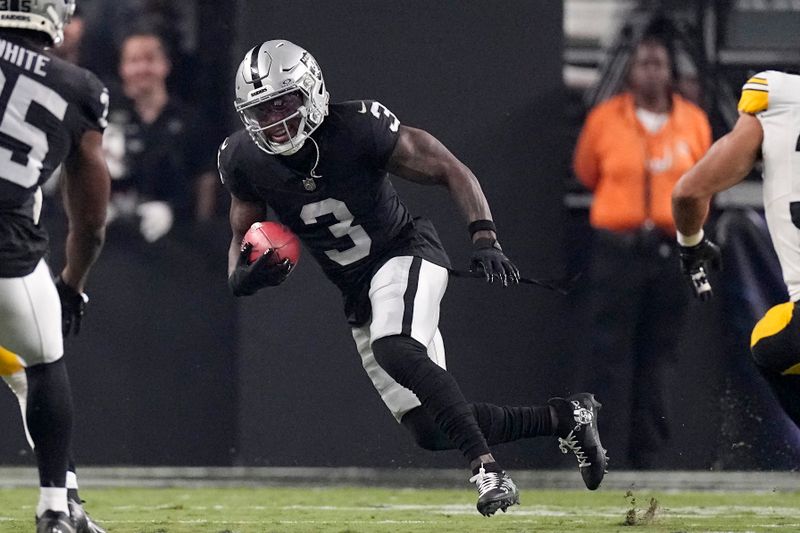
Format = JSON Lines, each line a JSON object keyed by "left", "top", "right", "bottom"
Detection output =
{"left": 0, "top": 68, "right": 68, "bottom": 189}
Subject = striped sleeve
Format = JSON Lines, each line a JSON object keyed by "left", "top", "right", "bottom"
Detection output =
{"left": 738, "top": 72, "right": 769, "bottom": 114}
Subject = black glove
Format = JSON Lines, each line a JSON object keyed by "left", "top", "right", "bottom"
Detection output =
{"left": 678, "top": 237, "right": 722, "bottom": 301}
{"left": 55, "top": 277, "right": 88, "bottom": 336}
{"left": 228, "top": 243, "right": 294, "bottom": 296}
{"left": 469, "top": 238, "right": 520, "bottom": 286}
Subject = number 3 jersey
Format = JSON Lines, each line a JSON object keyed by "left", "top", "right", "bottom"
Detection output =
{"left": 219, "top": 100, "right": 451, "bottom": 310}
{"left": 0, "top": 35, "right": 108, "bottom": 277}
{"left": 738, "top": 71, "right": 800, "bottom": 300}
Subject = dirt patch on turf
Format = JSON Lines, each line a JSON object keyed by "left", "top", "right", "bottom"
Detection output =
{"left": 623, "top": 490, "right": 660, "bottom": 526}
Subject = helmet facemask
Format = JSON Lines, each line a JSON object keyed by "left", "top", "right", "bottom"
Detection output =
{"left": 237, "top": 83, "right": 322, "bottom": 156}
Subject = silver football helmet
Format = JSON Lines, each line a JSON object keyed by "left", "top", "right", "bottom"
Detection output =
{"left": 234, "top": 40, "right": 329, "bottom": 155}
{"left": 0, "top": 0, "right": 76, "bottom": 46}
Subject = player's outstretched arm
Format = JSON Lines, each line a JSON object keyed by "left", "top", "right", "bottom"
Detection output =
{"left": 672, "top": 113, "right": 763, "bottom": 236}
{"left": 386, "top": 125, "right": 519, "bottom": 284}
{"left": 60, "top": 130, "right": 111, "bottom": 293}
{"left": 672, "top": 112, "right": 762, "bottom": 300}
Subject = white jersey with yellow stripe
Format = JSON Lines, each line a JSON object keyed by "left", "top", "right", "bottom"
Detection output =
{"left": 738, "top": 70, "right": 800, "bottom": 300}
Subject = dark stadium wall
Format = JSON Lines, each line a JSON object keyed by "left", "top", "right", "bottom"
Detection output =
{"left": 234, "top": 0, "right": 571, "bottom": 469}
{"left": 0, "top": 2, "right": 792, "bottom": 472}
{"left": 0, "top": 1, "right": 571, "bottom": 469}
{"left": 0, "top": 1, "right": 774, "bottom": 473}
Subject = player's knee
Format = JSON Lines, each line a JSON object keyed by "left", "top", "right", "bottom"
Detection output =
{"left": 750, "top": 342, "right": 799, "bottom": 375}
{"left": 750, "top": 302, "right": 800, "bottom": 374}
{"left": 372, "top": 334, "right": 429, "bottom": 380}
{"left": 409, "top": 428, "right": 451, "bottom": 451}
{"left": 0, "top": 342, "right": 62, "bottom": 371}
{"left": 401, "top": 407, "right": 452, "bottom": 451}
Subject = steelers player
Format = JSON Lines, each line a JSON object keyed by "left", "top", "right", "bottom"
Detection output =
{"left": 673, "top": 70, "right": 800, "bottom": 429}
{"left": 220, "top": 40, "right": 608, "bottom": 516}
{"left": 0, "top": 1, "right": 111, "bottom": 531}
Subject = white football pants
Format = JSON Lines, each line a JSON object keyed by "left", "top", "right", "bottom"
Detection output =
{"left": 0, "top": 259, "right": 63, "bottom": 368}
{"left": 351, "top": 256, "right": 448, "bottom": 421}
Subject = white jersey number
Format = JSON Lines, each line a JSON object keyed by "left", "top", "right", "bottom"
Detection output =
{"left": 370, "top": 102, "right": 399, "bottom": 132}
{"left": 300, "top": 198, "right": 372, "bottom": 266}
{"left": 359, "top": 100, "right": 399, "bottom": 133}
{"left": 790, "top": 131, "right": 800, "bottom": 228}
{"left": 0, "top": 68, "right": 68, "bottom": 189}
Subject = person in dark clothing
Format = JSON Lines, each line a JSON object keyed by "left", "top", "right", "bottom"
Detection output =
{"left": 104, "top": 28, "right": 218, "bottom": 243}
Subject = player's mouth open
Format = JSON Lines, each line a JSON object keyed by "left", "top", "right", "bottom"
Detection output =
{"left": 268, "top": 128, "right": 291, "bottom": 142}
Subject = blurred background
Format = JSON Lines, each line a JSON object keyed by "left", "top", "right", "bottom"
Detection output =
{"left": 1, "top": 0, "right": 798, "bottom": 473}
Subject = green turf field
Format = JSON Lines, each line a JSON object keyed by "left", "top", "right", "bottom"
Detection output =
{"left": 3, "top": 487, "right": 799, "bottom": 532}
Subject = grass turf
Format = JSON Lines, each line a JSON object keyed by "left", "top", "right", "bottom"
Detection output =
{"left": 2, "top": 486, "right": 799, "bottom": 532}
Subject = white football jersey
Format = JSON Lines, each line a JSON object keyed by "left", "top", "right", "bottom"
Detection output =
{"left": 739, "top": 71, "right": 800, "bottom": 300}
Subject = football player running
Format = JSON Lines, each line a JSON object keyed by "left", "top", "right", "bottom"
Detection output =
{"left": 673, "top": 71, "right": 800, "bottom": 430}
{"left": 219, "top": 40, "right": 608, "bottom": 516}
{"left": 0, "top": 1, "right": 110, "bottom": 531}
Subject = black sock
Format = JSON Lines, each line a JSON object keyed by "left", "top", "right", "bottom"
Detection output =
{"left": 372, "top": 335, "right": 491, "bottom": 462}
{"left": 471, "top": 403, "right": 553, "bottom": 444}
{"left": 26, "top": 358, "right": 73, "bottom": 488}
{"left": 473, "top": 460, "right": 503, "bottom": 475}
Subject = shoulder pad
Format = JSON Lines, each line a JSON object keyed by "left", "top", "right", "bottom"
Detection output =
{"left": 738, "top": 72, "right": 769, "bottom": 114}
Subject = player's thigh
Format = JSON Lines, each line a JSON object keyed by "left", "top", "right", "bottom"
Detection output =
{"left": 0, "top": 260, "right": 63, "bottom": 367}
{"left": 367, "top": 256, "right": 448, "bottom": 347}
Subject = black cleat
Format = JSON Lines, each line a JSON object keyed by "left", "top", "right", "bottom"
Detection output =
{"left": 36, "top": 510, "right": 76, "bottom": 533}
{"left": 68, "top": 498, "right": 107, "bottom": 533}
{"left": 549, "top": 392, "right": 608, "bottom": 490}
{"left": 468, "top": 465, "right": 520, "bottom": 516}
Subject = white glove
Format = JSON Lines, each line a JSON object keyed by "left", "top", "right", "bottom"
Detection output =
{"left": 136, "top": 201, "right": 174, "bottom": 242}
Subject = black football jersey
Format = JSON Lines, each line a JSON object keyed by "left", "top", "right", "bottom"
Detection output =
{"left": 219, "top": 100, "right": 451, "bottom": 299}
{"left": 0, "top": 35, "right": 108, "bottom": 277}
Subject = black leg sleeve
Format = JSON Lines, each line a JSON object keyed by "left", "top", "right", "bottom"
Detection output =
{"left": 26, "top": 358, "right": 73, "bottom": 488}
{"left": 372, "top": 335, "right": 490, "bottom": 462}
{"left": 402, "top": 403, "right": 554, "bottom": 450}
{"left": 471, "top": 402, "right": 554, "bottom": 444}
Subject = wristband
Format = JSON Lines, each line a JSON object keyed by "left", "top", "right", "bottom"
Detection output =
{"left": 468, "top": 219, "right": 496, "bottom": 237}
{"left": 473, "top": 237, "right": 502, "bottom": 250}
{"left": 677, "top": 229, "right": 704, "bottom": 247}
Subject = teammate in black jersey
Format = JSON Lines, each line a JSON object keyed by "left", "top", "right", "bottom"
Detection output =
{"left": 220, "top": 40, "right": 608, "bottom": 516}
{"left": 0, "top": 2, "right": 110, "bottom": 532}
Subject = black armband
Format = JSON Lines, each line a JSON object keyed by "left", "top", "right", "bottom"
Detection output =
{"left": 468, "top": 219, "right": 496, "bottom": 238}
